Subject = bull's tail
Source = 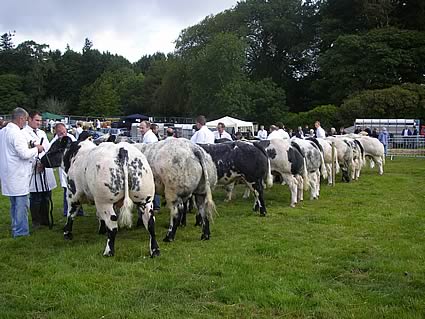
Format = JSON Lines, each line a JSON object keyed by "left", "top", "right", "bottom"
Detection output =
{"left": 354, "top": 139, "right": 366, "bottom": 167}
{"left": 117, "top": 148, "right": 134, "bottom": 228}
{"left": 334, "top": 147, "right": 340, "bottom": 174}
{"left": 193, "top": 148, "right": 216, "bottom": 221}
{"left": 319, "top": 150, "right": 327, "bottom": 180}
{"left": 265, "top": 158, "right": 273, "bottom": 189}
{"left": 252, "top": 142, "right": 273, "bottom": 189}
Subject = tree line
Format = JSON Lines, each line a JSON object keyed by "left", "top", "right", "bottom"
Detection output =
{"left": 1, "top": 0, "right": 424, "bottom": 128}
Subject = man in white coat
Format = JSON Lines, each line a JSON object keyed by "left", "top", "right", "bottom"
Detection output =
{"left": 0, "top": 108, "right": 44, "bottom": 237}
{"left": 213, "top": 122, "right": 232, "bottom": 141}
{"left": 315, "top": 121, "right": 327, "bottom": 139}
{"left": 23, "top": 111, "right": 57, "bottom": 228}
{"left": 139, "top": 120, "right": 161, "bottom": 213}
{"left": 50, "top": 122, "right": 83, "bottom": 217}
{"left": 190, "top": 115, "right": 215, "bottom": 144}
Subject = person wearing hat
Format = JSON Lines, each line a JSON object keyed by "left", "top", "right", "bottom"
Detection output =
{"left": 378, "top": 127, "right": 389, "bottom": 156}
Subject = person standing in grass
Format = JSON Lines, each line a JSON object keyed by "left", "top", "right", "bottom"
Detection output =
{"left": 139, "top": 120, "right": 160, "bottom": 214}
{"left": 190, "top": 115, "right": 215, "bottom": 144}
{"left": 0, "top": 107, "right": 44, "bottom": 237}
{"left": 378, "top": 127, "right": 389, "bottom": 156}
{"left": 51, "top": 123, "right": 84, "bottom": 217}
{"left": 23, "top": 111, "right": 57, "bottom": 229}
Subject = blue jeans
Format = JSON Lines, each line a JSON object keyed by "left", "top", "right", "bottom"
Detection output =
{"left": 9, "top": 195, "right": 30, "bottom": 237}
{"left": 153, "top": 194, "right": 160, "bottom": 211}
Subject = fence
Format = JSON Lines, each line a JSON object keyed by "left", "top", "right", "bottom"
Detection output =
{"left": 388, "top": 136, "right": 425, "bottom": 158}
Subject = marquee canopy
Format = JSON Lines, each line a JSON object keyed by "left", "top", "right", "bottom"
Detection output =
{"left": 206, "top": 116, "right": 254, "bottom": 133}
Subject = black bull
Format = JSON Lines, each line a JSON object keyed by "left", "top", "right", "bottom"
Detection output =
{"left": 200, "top": 141, "right": 272, "bottom": 216}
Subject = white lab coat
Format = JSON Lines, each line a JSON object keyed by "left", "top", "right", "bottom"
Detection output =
{"left": 213, "top": 130, "right": 232, "bottom": 141}
{"left": 23, "top": 126, "right": 57, "bottom": 192}
{"left": 257, "top": 129, "right": 268, "bottom": 140}
{"left": 142, "top": 130, "right": 158, "bottom": 144}
{"left": 190, "top": 126, "right": 215, "bottom": 144}
{"left": 50, "top": 134, "right": 77, "bottom": 188}
{"left": 0, "top": 122, "right": 39, "bottom": 196}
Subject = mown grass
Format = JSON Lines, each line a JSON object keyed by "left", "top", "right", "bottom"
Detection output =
{"left": 0, "top": 157, "right": 424, "bottom": 318}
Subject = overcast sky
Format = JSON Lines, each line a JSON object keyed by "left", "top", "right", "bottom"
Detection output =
{"left": 1, "top": 0, "right": 239, "bottom": 62}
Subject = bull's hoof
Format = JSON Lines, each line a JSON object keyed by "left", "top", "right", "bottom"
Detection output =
{"left": 290, "top": 203, "right": 296, "bottom": 208}
{"left": 64, "top": 232, "right": 73, "bottom": 240}
{"left": 201, "top": 233, "right": 210, "bottom": 240}
{"left": 163, "top": 236, "right": 174, "bottom": 242}
{"left": 103, "top": 251, "right": 114, "bottom": 257}
{"left": 150, "top": 248, "right": 161, "bottom": 258}
{"left": 260, "top": 210, "right": 267, "bottom": 217}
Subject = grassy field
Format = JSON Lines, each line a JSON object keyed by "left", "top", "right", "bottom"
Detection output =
{"left": 0, "top": 157, "right": 424, "bottom": 318}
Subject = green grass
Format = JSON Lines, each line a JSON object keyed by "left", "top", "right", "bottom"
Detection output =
{"left": 1, "top": 158, "right": 424, "bottom": 318}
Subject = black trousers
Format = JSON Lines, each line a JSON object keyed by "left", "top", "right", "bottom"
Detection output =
{"left": 29, "top": 191, "right": 52, "bottom": 226}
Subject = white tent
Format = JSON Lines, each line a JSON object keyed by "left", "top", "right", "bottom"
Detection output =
{"left": 206, "top": 116, "right": 254, "bottom": 133}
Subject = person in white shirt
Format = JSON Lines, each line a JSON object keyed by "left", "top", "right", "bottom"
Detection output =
{"left": 96, "top": 119, "right": 101, "bottom": 131}
{"left": 267, "top": 125, "right": 281, "bottom": 140}
{"left": 50, "top": 123, "right": 84, "bottom": 217}
{"left": 213, "top": 122, "right": 232, "bottom": 142}
{"left": 315, "top": 121, "right": 327, "bottom": 139}
{"left": 0, "top": 108, "right": 44, "bottom": 237}
{"left": 256, "top": 125, "right": 268, "bottom": 140}
{"left": 190, "top": 115, "right": 215, "bottom": 144}
{"left": 139, "top": 120, "right": 159, "bottom": 144}
{"left": 139, "top": 120, "right": 160, "bottom": 213}
{"left": 276, "top": 122, "right": 290, "bottom": 139}
{"left": 75, "top": 122, "right": 83, "bottom": 140}
{"left": 23, "top": 111, "right": 57, "bottom": 228}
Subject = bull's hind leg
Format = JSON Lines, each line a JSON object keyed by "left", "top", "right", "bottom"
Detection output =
{"left": 163, "top": 200, "right": 181, "bottom": 242}
{"left": 253, "top": 180, "right": 267, "bottom": 216}
{"left": 97, "top": 204, "right": 118, "bottom": 257}
{"left": 282, "top": 174, "right": 298, "bottom": 207}
{"left": 138, "top": 203, "right": 160, "bottom": 257}
{"left": 195, "top": 194, "right": 210, "bottom": 240}
{"left": 63, "top": 201, "right": 82, "bottom": 240}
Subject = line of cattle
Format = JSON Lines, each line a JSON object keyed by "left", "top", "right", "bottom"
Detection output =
{"left": 41, "top": 134, "right": 385, "bottom": 257}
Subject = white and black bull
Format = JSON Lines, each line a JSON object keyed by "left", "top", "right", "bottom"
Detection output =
{"left": 135, "top": 138, "right": 217, "bottom": 242}
{"left": 326, "top": 136, "right": 364, "bottom": 182}
{"left": 306, "top": 137, "right": 340, "bottom": 185}
{"left": 200, "top": 141, "right": 273, "bottom": 216}
{"left": 255, "top": 139, "right": 308, "bottom": 207}
{"left": 291, "top": 137, "right": 327, "bottom": 200}
{"left": 41, "top": 138, "right": 159, "bottom": 257}
{"left": 355, "top": 136, "right": 385, "bottom": 175}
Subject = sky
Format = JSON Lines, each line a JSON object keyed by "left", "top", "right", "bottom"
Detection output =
{"left": 1, "top": 0, "right": 240, "bottom": 62}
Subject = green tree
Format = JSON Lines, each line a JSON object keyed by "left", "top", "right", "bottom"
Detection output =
{"left": 0, "top": 31, "right": 15, "bottom": 51}
{"left": 340, "top": 84, "right": 425, "bottom": 125}
{"left": 155, "top": 57, "right": 191, "bottom": 116}
{"left": 0, "top": 74, "right": 27, "bottom": 113}
{"left": 318, "top": 27, "right": 425, "bottom": 104}
{"left": 79, "top": 72, "right": 120, "bottom": 116}
{"left": 188, "top": 32, "right": 247, "bottom": 116}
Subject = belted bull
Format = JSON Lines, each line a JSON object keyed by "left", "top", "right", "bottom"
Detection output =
{"left": 199, "top": 141, "right": 273, "bottom": 216}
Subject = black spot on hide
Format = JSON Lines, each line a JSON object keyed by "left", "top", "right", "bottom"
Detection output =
{"left": 67, "top": 178, "right": 77, "bottom": 195}
{"left": 110, "top": 215, "right": 118, "bottom": 221}
{"left": 287, "top": 147, "right": 304, "bottom": 175}
{"left": 266, "top": 148, "right": 277, "bottom": 159}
